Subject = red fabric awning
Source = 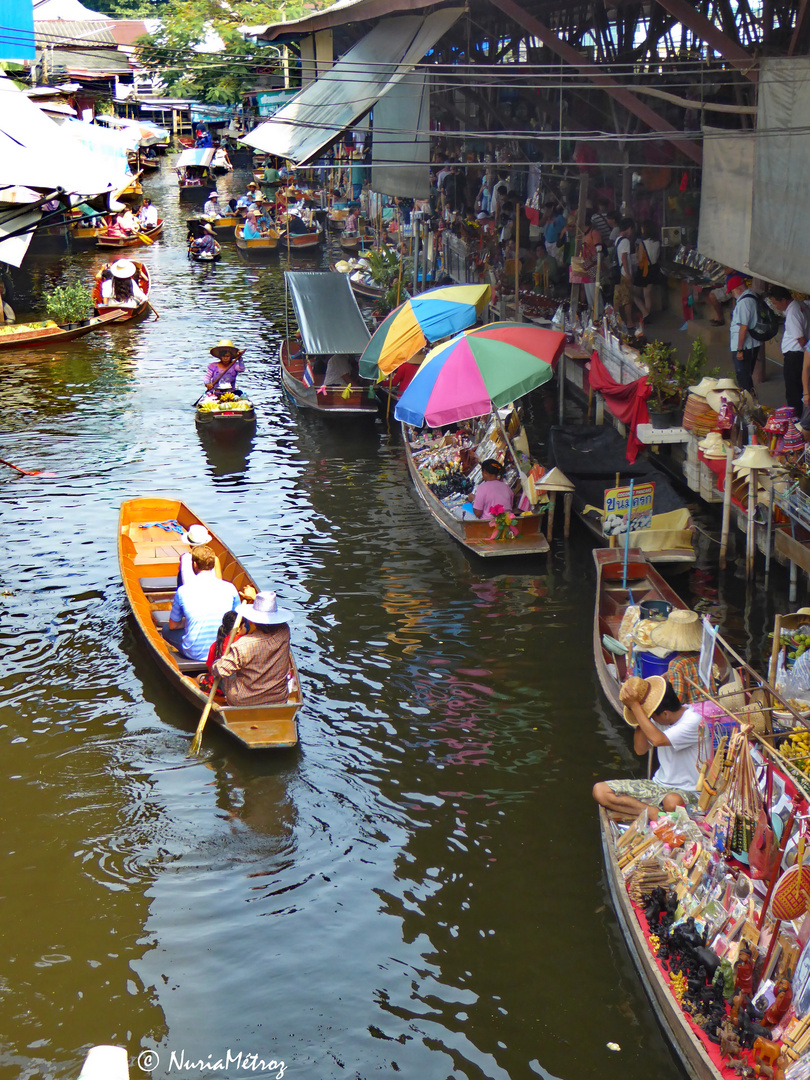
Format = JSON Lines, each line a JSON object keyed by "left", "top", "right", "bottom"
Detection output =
{"left": 587, "top": 350, "right": 651, "bottom": 463}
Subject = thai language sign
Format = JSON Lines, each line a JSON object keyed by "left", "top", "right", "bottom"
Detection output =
{"left": 602, "top": 482, "right": 655, "bottom": 537}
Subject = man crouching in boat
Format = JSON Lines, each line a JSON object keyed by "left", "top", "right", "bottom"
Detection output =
{"left": 592, "top": 676, "right": 701, "bottom": 819}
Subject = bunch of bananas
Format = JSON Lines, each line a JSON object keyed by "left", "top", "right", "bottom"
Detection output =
{"left": 219, "top": 392, "right": 237, "bottom": 402}
{"left": 782, "top": 730, "right": 810, "bottom": 773}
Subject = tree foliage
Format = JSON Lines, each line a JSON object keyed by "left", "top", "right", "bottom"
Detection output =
{"left": 134, "top": 0, "right": 328, "bottom": 104}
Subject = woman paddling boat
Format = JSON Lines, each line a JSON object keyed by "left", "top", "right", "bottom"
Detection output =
{"left": 92, "top": 259, "right": 150, "bottom": 320}
{"left": 195, "top": 339, "right": 255, "bottom": 427}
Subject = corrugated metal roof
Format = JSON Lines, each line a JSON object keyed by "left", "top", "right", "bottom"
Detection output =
{"left": 35, "top": 19, "right": 117, "bottom": 45}
{"left": 257, "top": 0, "right": 436, "bottom": 41}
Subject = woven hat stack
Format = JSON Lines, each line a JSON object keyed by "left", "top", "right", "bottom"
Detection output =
{"left": 683, "top": 387, "right": 720, "bottom": 437}
{"left": 688, "top": 377, "right": 719, "bottom": 398}
{"left": 699, "top": 431, "right": 728, "bottom": 459}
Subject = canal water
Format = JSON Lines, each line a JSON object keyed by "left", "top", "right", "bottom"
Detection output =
{"left": 0, "top": 162, "right": 795, "bottom": 1080}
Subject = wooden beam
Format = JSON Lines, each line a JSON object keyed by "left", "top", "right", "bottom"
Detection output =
{"left": 789, "top": 0, "right": 810, "bottom": 54}
{"left": 654, "top": 0, "right": 758, "bottom": 81}
{"left": 488, "top": 0, "right": 704, "bottom": 164}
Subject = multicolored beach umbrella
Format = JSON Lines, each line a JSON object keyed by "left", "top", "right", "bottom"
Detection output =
{"left": 358, "top": 283, "right": 491, "bottom": 382}
{"left": 394, "top": 322, "right": 566, "bottom": 428}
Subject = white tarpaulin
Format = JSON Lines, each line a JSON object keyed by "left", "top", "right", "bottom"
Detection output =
{"left": 0, "top": 75, "right": 131, "bottom": 197}
{"left": 242, "top": 9, "right": 462, "bottom": 164}
{"left": 0, "top": 206, "right": 41, "bottom": 267}
{"left": 750, "top": 58, "right": 810, "bottom": 292}
{"left": 697, "top": 125, "right": 754, "bottom": 274}
{"left": 371, "top": 73, "right": 430, "bottom": 198}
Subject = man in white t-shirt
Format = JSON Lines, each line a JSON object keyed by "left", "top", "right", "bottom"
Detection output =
{"left": 592, "top": 676, "right": 701, "bottom": 818}
{"left": 770, "top": 285, "right": 807, "bottom": 416}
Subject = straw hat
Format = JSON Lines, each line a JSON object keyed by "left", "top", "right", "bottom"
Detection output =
{"left": 210, "top": 339, "right": 244, "bottom": 358}
{"left": 621, "top": 675, "right": 667, "bottom": 727}
{"left": 239, "top": 590, "right": 293, "bottom": 625}
{"left": 688, "top": 377, "right": 719, "bottom": 398}
{"left": 110, "top": 258, "right": 136, "bottom": 279}
{"left": 706, "top": 382, "right": 742, "bottom": 412}
{"left": 650, "top": 609, "right": 703, "bottom": 652}
{"left": 699, "top": 432, "right": 727, "bottom": 459}
{"left": 733, "top": 444, "right": 778, "bottom": 472}
{"left": 536, "top": 466, "right": 575, "bottom": 493}
{"left": 203, "top": 223, "right": 216, "bottom": 235}
{"left": 184, "top": 523, "right": 212, "bottom": 545}
{"left": 207, "top": 191, "right": 218, "bottom": 199}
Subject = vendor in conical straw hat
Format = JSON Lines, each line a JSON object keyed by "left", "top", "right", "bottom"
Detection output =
{"left": 205, "top": 339, "right": 245, "bottom": 395}
{"left": 592, "top": 675, "right": 702, "bottom": 818}
{"left": 650, "top": 609, "right": 722, "bottom": 704}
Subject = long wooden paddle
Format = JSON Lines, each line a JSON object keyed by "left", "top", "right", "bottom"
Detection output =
{"left": 0, "top": 456, "right": 55, "bottom": 477}
{"left": 189, "top": 611, "right": 243, "bottom": 756}
{"left": 147, "top": 301, "right": 160, "bottom": 321}
{"left": 193, "top": 353, "right": 243, "bottom": 407}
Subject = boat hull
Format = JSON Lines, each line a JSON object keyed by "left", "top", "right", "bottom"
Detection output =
{"left": 0, "top": 309, "right": 126, "bottom": 350}
{"left": 178, "top": 184, "right": 209, "bottom": 203}
{"left": 118, "top": 498, "right": 301, "bottom": 751}
{"left": 194, "top": 405, "right": 255, "bottom": 426}
{"left": 403, "top": 428, "right": 550, "bottom": 558}
{"left": 97, "top": 221, "right": 163, "bottom": 249}
{"left": 280, "top": 340, "right": 378, "bottom": 418}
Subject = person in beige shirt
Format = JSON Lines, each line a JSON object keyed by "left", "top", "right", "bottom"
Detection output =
{"left": 213, "top": 592, "right": 293, "bottom": 705}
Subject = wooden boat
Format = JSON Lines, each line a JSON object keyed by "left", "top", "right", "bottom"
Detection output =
{"left": 96, "top": 220, "right": 163, "bottom": 249}
{"left": 177, "top": 148, "right": 216, "bottom": 203}
{"left": 186, "top": 214, "right": 238, "bottom": 237}
{"left": 330, "top": 264, "right": 384, "bottom": 301}
{"left": 327, "top": 209, "right": 349, "bottom": 231}
{"left": 403, "top": 428, "right": 550, "bottom": 558}
{"left": 195, "top": 396, "right": 255, "bottom": 426}
{"left": 548, "top": 425, "right": 695, "bottom": 565}
{"left": 339, "top": 230, "right": 375, "bottom": 253}
{"left": 280, "top": 340, "right": 377, "bottom": 417}
{"left": 118, "top": 497, "right": 302, "bottom": 751}
{"left": 279, "top": 225, "right": 323, "bottom": 251}
{"left": 71, "top": 219, "right": 106, "bottom": 246}
{"left": 235, "top": 224, "right": 280, "bottom": 256}
{"left": 188, "top": 238, "right": 221, "bottom": 262}
{"left": 92, "top": 262, "right": 151, "bottom": 322}
{"left": 0, "top": 309, "right": 126, "bottom": 350}
{"left": 592, "top": 548, "right": 732, "bottom": 719}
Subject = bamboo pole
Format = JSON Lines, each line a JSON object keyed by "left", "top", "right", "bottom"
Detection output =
{"left": 769, "top": 614, "right": 783, "bottom": 687}
{"left": 546, "top": 491, "right": 556, "bottom": 541}
{"left": 563, "top": 492, "right": 573, "bottom": 538}
{"left": 514, "top": 204, "right": 521, "bottom": 322}
{"left": 719, "top": 443, "right": 735, "bottom": 570}
{"left": 747, "top": 468, "right": 759, "bottom": 579}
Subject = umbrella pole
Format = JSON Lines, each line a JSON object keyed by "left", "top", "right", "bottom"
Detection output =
{"left": 494, "top": 407, "right": 532, "bottom": 503}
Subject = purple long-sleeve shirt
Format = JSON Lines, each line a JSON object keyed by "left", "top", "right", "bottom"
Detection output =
{"left": 206, "top": 359, "right": 245, "bottom": 390}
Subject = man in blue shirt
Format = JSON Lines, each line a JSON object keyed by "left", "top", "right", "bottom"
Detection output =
{"left": 543, "top": 202, "right": 568, "bottom": 266}
{"left": 727, "top": 274, "right": 759, "bottom": 391}
{"left": 162, "top": 546, "right": 239, "bottom": 661}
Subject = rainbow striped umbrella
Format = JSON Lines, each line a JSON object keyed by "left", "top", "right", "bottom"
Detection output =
{"left": 358, "top": 283, "right": 491, "bottom": 382}
{"left": 394, "top": 322, "right": 566, "bottom": 428}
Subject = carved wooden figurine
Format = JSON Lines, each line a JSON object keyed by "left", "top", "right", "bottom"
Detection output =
{"left": 752, "top": 1037, "right": 782, "bottom": 1077}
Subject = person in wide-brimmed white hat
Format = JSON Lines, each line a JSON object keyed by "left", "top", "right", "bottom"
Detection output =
{"left": 212, "top": 591, "right": 295, "bottom": 705}
{"left": 106, "top": 259, "right": 147, "bottom": 308}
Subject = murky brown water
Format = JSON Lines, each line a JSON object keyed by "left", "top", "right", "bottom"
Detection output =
{"left": 0, "top": 160, "right": 794, "bottom": 1080}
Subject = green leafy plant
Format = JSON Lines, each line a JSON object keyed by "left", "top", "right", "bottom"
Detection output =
{"left": 640, "top": 339, "right": 681, "bottom": 412}
{"left": 364, "top": 245, "right": 402, "bottom": 288}
{"left": 676, "top": 336, "right": 719, "bottom": 399}
{"left": 46, "top": 282, "right": 92, "bottom": 326}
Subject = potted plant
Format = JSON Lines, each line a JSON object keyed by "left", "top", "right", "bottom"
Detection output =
{"left": 675, "top": 337, "right": 718, "bottom": 422}
{"left": 640, "top": 339, "right": 681, "bottom": 427}
{"left": 46, "top": 282, "right": 92, "bottom": 328}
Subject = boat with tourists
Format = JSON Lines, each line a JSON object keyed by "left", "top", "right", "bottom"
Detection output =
{"left": 235, "top": 224, "right": 280, "bottom": 257}
{"left": 187, "top": 214, "right": 239, "bottom": 237}
{"left": 92, "top": 260, "right": 151, "bottom": 322}
{"left": 97, "top": 219, "right": 163, "bottom": 249}
{"left": 176, "top": 148, "right": 215, "bottom": 202}
{"left": 118, "top": 497, "right": 302, "bottom": 751}
{"left": 280, "top": 270, "right": 378, "bottom": 419}
{"left": 548, "top": 424, "right": 696, "bottom": 564}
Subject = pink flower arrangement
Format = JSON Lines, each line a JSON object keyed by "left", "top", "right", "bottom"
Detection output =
{"left": 488, "top": 505, "right": 518, "bottom": 541}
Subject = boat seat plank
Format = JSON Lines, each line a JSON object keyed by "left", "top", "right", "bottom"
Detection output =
{"left": 174, "top": 656, "right": 208, "bottom": 674}
{"left": 140, "top": 575, "right": 178, "bottom": 592}
{"left": 151, "top": 610, "right": 171, "bottom": 627}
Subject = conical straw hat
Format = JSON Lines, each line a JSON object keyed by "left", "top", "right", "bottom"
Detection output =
{"left": 650, "top": 609, "right": 703, "bottom": 652}
{"left": 536, "top": 467, "right": 575, "bottom": 492}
